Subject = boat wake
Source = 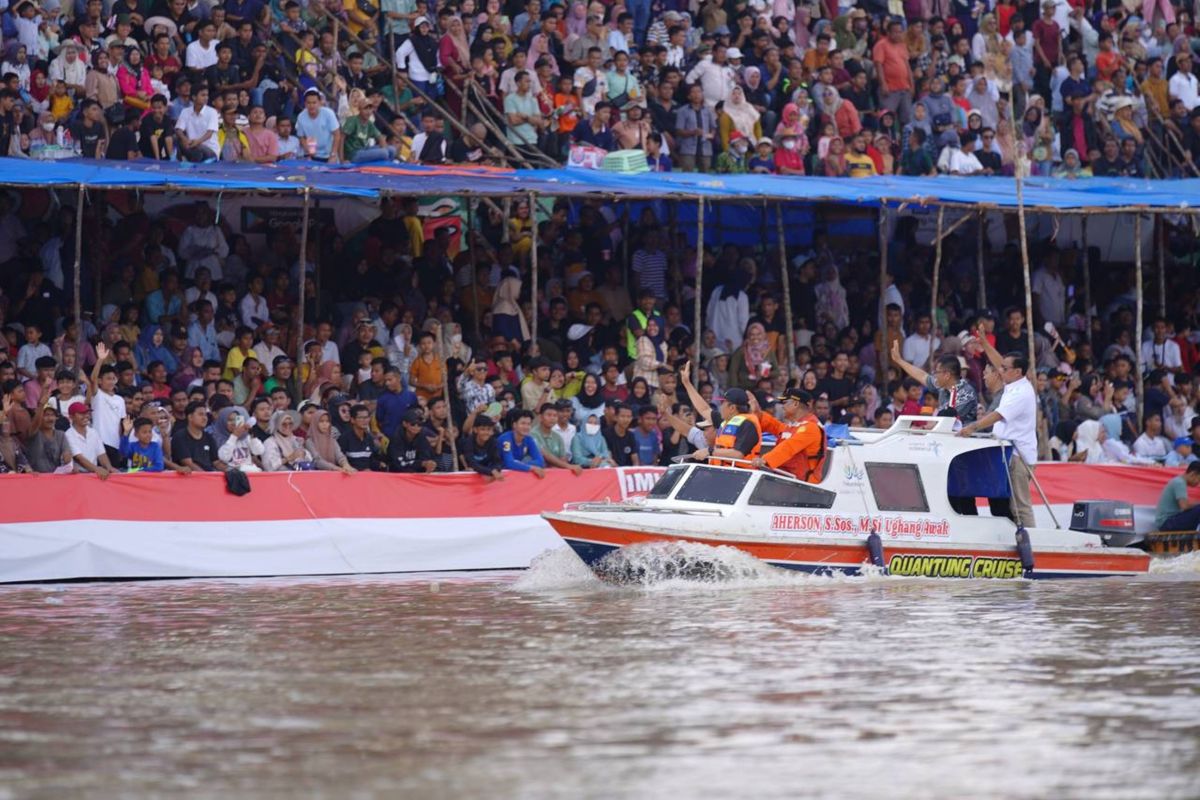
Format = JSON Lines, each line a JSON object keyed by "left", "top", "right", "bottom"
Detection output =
{"left": 513, "top": 542, "right": 886, "bottom": 592}
{"left": 1148, "top": 550, "right": 1200, "bottom": 578}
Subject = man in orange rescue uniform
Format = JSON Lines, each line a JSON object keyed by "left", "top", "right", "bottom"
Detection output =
{"left": 691, "top": 388, "right": 762, "bottom": 467}
{"left": 753, "top": 387, "right": 826, "bottom": 483}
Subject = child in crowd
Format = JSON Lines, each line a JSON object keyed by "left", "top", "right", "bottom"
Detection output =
{"left": 1166, "top": 437, "right": 1197, "bottom": 467}
{"left": 120, "top": 417, "right": 164, "bottom": 472}
{"left": 748, "top": 137, "right": 776, "bottom": 174}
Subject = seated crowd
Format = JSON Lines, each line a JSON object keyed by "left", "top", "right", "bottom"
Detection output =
{"left": 2, "top": 0, "right": 1199, "bottom": 175}
{"left": 0, "top": 189, "right": 1197, "bottom": 482}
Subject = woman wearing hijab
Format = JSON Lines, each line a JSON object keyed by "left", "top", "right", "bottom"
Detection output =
{"left": 215, "top": 405, "right": 264, "bottom": 472}
{"left": 117, "top": 45, "right": 154, "bottom": 111}
{"left": 570, "top": 372, "right": 607, "bottom": 426}
{"left": 1052, "top": 148, "right": 1092, "bottom": 178}
{"left": 571, "top": 412, "right": 617, "bottom": 468}
{"left": 719, "top": 85, "right": 762, "bottom": 149}
{"left": 633, "top": 318, "right": 667, "bottom": 390}
{"left": 741, "top": 66, "right": 776, "bottom": 135}
{"left": 822, "top": 135, "right": 848, "bottom": 176}
{"left": 491, "top": 267, "right": 530, "bottom": 345}
{"left": 396, "top": 16, "right": 441, "bottom": 98}
{"left": 305, "top": 410, "right": 356, "bottom": 473}
{"left": 303, "top": 360, "right": 343, "bottom": 399}
{"left": 137, "top": 325, "right": 178, "bottom": 375}
{"left": 565, "top": 1, "right": 588, "bottom": 40}
{"left": 263, "top": 410, "right": 313, "bottom": 471}
{"left": 814, "top": 263, "right": 849, "bottom": 331}
{"left": 327, "top": 395, "right": 355, "bottom": 439}
{"left": 706, "top": 271, "right": 751, "bottom": 353}
{"left": 816, "top": 86, "right": 861, "bottom": 140}
{"left": 440, "top": 15, "right": 472, "bottom": 119}
{"left": 729, "top": 321, "right": 773, "bottom": 389}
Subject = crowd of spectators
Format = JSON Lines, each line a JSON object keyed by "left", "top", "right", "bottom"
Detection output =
{"left": 0, "top": 186, "right": 1198, "bottom": 479}
{"left": 3, "top": 0, "right": 1200, "bottom": 175}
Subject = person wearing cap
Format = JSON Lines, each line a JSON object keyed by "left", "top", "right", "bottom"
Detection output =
{"left": 714, "top": 129, "right": 750, "bottom": 173}
{"left": 26, "top": 400, "right": 70, "bottom": 473}
{"left": 1170, "top": 52, "right": 1200, "bottom": 112}
{"left": 685, "top": 41, "right": 734, "bottom": 111}
{"left": 460, "top": 411, "right": 505, "bottom": 480}
{"left": 63, "top": 401, "right": 114, "bottom": 478}
{"left": 748, "top": 136, "right": 776, "bottom": 173}
{"left": 1165, "top": 437, "right": 1197, "bottom": 467}
{"left": 383, "top": 407, "right": 436, "bottom": 472}
{"left": 252, "top": 325, "right": 286, "bottom": 377}
{"left": 752, "top": 387, "right": 827, "bottom": 483}
{"left": 691, "top": 387, "right": 762, "bottom": 467}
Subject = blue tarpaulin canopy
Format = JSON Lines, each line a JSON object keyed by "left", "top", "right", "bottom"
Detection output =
{"left": 2, "top": 158, "right": 1199, "bottom": 210}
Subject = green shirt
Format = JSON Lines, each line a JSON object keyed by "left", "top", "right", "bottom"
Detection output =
{"left": 1155, "top": 474, "right": 1189, "bottom": 529}
{"left": 341, "top": 114, "right": 383, "bottom": 162}
{"left": 532, "top": 425, "right": 568, "bottom": 463}
{"left": 504, "top": 91, "right": 539, "bottom": 146}
{"left": 380, "top": 0, "right": 414, "bottom": 35}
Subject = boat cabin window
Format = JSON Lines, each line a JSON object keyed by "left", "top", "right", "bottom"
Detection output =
{"left": 865, "top": 462, "right": 930, "bottom": 513}
{"left": 748, "top": 474, "right": 837, "bottom": 509}
{"left": 673, "top": 467, "right": 752, "bottom": 505}
{"left": 647, "top": 465, "right": 688, "bottom": 499}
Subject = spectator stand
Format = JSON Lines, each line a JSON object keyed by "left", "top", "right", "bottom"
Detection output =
{"left": 3, "top": 158, "right": 1198, "bottom": 432}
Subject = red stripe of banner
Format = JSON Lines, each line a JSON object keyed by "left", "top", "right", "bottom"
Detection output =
{"left": 0, "top": 464, "right": 1189, "bottom": 524}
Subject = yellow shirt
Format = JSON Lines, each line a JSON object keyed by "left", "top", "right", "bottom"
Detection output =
{"left": 224, "top": 347, "right": 258, "bottom": 380}
{"left": 343, "top": 0, "right": 378, "bottom": 35}
{"left": 845, "top": 152, "right": 878, "bottom": 178}
{"left": 403, "top": 215, "right": 424, "bottom": 258}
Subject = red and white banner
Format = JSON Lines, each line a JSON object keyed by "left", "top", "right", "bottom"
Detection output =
{"left": 0, "top": 464, "right": 1188, "bottom": 583}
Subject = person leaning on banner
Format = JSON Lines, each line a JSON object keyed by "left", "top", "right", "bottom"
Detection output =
{"left": 958, "top": 333, "right": 1039, "bottom": 528}
{"left": 751, "top": 387, "right": 826, "bottom": 484}
{"left": 690, "top": 388, "right": 761, "bottom": 467}
{"left": 1154, "top": 461, "right": 1200, "bottom": 532}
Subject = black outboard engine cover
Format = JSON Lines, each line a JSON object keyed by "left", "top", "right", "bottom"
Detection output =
{"left": 1069, "top": 500, "right": 1141, "bottom": 547}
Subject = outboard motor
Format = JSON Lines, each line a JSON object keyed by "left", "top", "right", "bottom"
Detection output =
{"left": 1069, "top": 500, "right": 1142, "bottom": 548}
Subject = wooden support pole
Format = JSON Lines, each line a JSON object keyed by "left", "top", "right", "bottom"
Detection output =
{"left": 528, "top": 191, "right": 539, "bottom": 346}
{"left": 440, "top": 328, "right": 459, "bottom": 471}
{"left": 72, "top": 184, "right": 84, "bottom": 329}
{"left": 296, "top": 187, "right": 311, "bottom": 364}
{"left": 468, "top": 198, "right": 480, "bottom": 343}
{"left": 976, "top": 209, "right": 986, "bottom": 311}
{"left": 1017, "top": 168, "right": 1035, "bottom": 378}
{"left": 776, "top": 202, "right": 796, "bottom": 381}
{"left": 1135, "top": 213, "right": 1145, "bottom": 431}
{"left": 1157, "top": 214, "right": 1167, "bottom": 318}
{"left": 694, "top": 197, "right": 705, "bottom": 351}
{"left": 878, "top": 204, "right": 889, "bottom": 390}
{"left": 1082, "top": 215, "right": 1092, "bottom": 346}
{"left": 930, "top": 206, "right": 944, "bottom": 373}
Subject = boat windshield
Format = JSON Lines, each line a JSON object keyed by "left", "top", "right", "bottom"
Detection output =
{"left": 672, "top": 466, "right": 752, "bottom": 505}
{"left": 647, "top": 465, "right": 688, "bottom": 499}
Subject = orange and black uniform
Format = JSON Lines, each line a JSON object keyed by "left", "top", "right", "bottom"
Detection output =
{"left": 759, "top": 411, "right": 826, "bottom": 483}
{"left": 710, "top": 412, "right": 762, "bottom": 468}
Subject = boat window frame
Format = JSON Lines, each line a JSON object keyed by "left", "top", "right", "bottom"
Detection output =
{"left": 747, "top": 474, "right": 837, "bottom": 509}
{"left": 646, "top": 464, "right": 690, "bottom": 499}
{"left": 864, "top": 462, "right": 930, "bottom": 513}
{"left": 671, "top": 465, "right": 753, "bottom": 506}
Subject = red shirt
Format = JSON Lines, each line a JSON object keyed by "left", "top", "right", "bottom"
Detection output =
{"left": 1032, "top": 19, "right": 1061, "bottom": 67}
{"left": 872, "top": 38, "right": 913, "bottom": 93}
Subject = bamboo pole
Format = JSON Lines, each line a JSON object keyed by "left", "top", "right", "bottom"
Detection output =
{"left": 929, "top": 206, "right": 944, "bottom": 373}
{"left": 528, "top": 191, "right": 539, "bottom": 346}
{"left": 1017, "top": 170, "right": 1035, "bottom": 379}
{"left": 296, "top": 187, "right": 311, "bottom": 364}
{"left": 1082, "top": 215, "right": 1092, "bottom": 346}
{"left": 439, "top": 326, "right": 459, "bottom": 471}
{"left": 976, "top": 209, "right": 987, "bottom": 311}
{"left": 776, "top": 202, "right": 796, "bottom": 381}
{"left": 71, "top": 184, "right": 84, "bottom": 329}
{"left": 694, "top": 197, "right": 705, "bottom": 352}
{"left": 878, "top": 204, "right": 889, "bottom": 390}
{"left": 1157, "top": 214, "right": 1166, "bottom": 318}
{"left": 468, "top": 198, "right": 480, "bottom": 342}
{"left": 93, "top": 192, "right": 102, "bottom": 321}
{"left": 1135, "top": 213, "right": 1145, "bottom": 431}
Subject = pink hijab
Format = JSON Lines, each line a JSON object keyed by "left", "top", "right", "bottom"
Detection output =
{"left": 566, "top": 1, "right": 587, "bottom": 37}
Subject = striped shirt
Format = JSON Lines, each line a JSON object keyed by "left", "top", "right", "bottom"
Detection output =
{"left": 632, "top": 248, "right": 668, "bottom": 300}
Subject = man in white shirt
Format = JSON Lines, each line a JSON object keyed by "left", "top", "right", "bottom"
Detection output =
{"left": 185, "top": 20, "right": 220, "bottom": 70}
{"left": 1030, "top": 251, "right": 1066, "bottom": 328}
{"left": 253, "top": 324, "right": 288, "bottom": 376}
{"left": 959, "top": 343, "right": 1038, "bottom": 527}
{"left": 685, "top": 44, "right": 734, "bottom": 110}
{"left": 498, "top": 49, "right": 542, "bottom": 97}
{"left": 573, "top": 46, "right": 608, "bottom": 116}
{"left": 901, "top": 313, "right": 941, "bottom": 370}
{"left": 175, "top": 85, "right": 220, "bottom": 161}
{"left": 1142, "top": 318, "right": 1183, "bottom": 377}
{"left": 1169, "top": 52, "right": 1199, "bottom": 112}
{"left": 88, "top": 353, "right": 127, "bottom": 465}
{"left": 937, "top": 134, "right": 984, "bottom": 175}
{"left": 65, "top": 402, "right": 114, "bottom": 478}
{"left": 178, "top": 205, "right": 229, "bottom": 279}
{"left": 240, "top": 275, "right": 270, "bottom": 330}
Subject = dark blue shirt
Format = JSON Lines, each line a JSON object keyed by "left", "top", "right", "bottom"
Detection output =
{"left": 497, "top": 431, "right": 545, "bottom": 471}
{"left": 375, "top": 388, "right": 417, "bottom": 439}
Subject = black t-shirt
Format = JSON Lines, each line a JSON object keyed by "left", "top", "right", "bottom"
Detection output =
{"left": 107, "top": 127, "right": 138, "bottom": 160}
{"left": 749, "top": 311, "right": 786, "bottom": 338}
{"left": 340, "top": 428, "right": 382, "bottom": 471}
{"left": 139, "top": 113, "right": 173, "bottom": 158}
{"left": 816, "top": 375, "right": 853, "bottom": 403}
{"left": 994, "top": 330, "right": 1030, "bottom": 360}
{"left": 604, "top": 426, "right": 637, "bottom": 466}
{"left": 0, "top": 110, "right": 14, "bottom": 157}
{"left": 171, "top": 428, "right": 220, "bottom": 471}
{"left": 461, "top": 433, "right": 502, "bottom": 475}
{"left": 385, "top": 430, "right": 434, "bottom": 472}
{"left": 204, "top": 62, "right": 241, "bottom": 94}
{"left": 71, "top": 120, "right": 105, "bottom": 158}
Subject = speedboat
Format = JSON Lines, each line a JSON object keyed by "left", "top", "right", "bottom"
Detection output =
{"left": 543, "top": 416, "right": 1152, "bottom": 581}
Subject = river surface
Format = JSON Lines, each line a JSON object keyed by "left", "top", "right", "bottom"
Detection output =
{"left": 2, "top": 547, "right": 1199, "bottom": 800}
